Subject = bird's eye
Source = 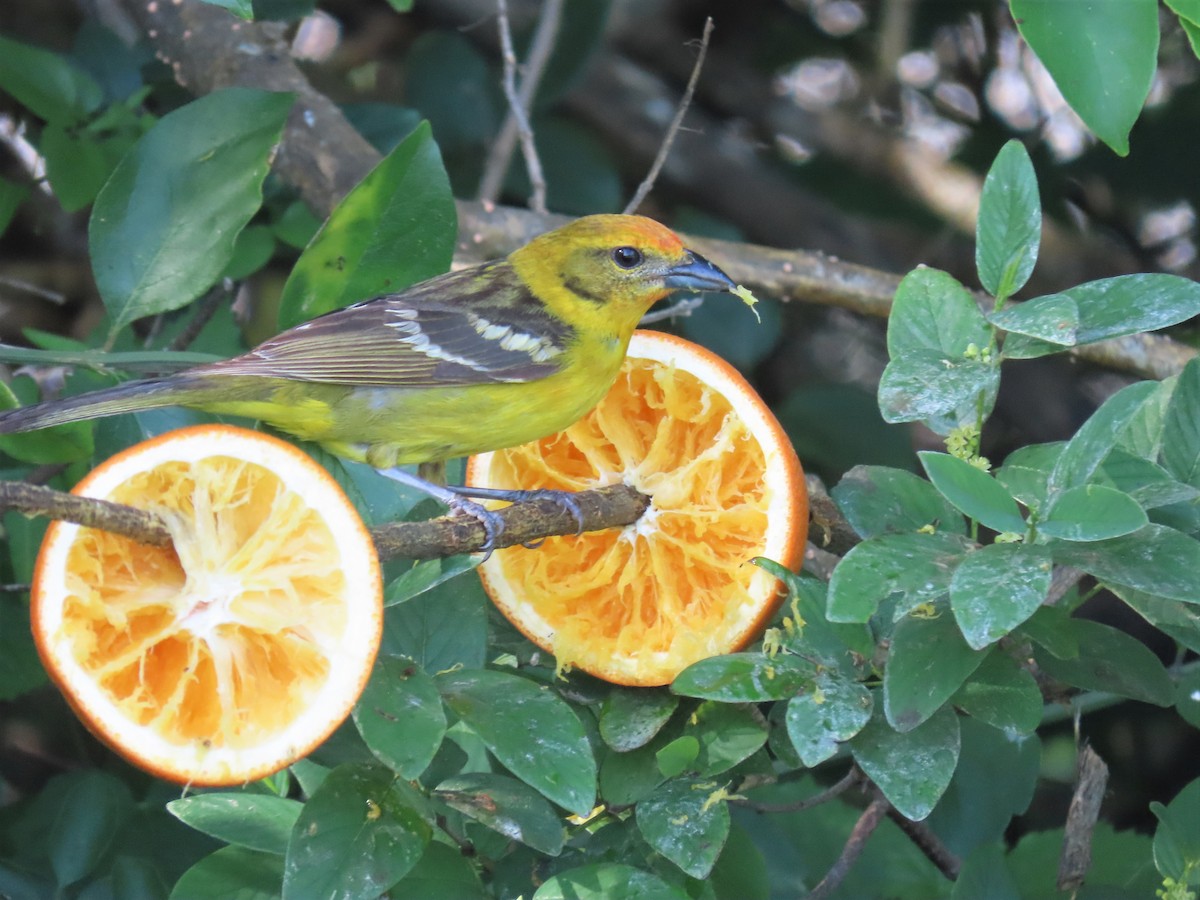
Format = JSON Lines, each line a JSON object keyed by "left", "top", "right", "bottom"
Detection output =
{"left": 611, "top": 246, "right": 643, "bottom": 269}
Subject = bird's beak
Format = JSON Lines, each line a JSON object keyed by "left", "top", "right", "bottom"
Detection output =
{"left": 663, "top": 250, "right": 737, "bottom": 293}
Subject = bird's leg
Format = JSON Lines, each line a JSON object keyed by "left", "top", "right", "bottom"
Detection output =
{"left": 444, "top": 485, "right": 586, "bottom": 538}
{"left": 376, "top": 466, "right": 505, "bottom": 557}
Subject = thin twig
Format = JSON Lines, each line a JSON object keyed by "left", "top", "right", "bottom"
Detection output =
{"left": 0, "top": 275, "right": 67, "bottom": 306}
{"left": 807, "top": 792, "right": 890, "bottom": 900}
{"left": 886, "top": 807, "right": 962, "bottom": 881}
{"left": 493, "top": 0, "right": 551, "bottom": 214}
{"left": 734, "top": 766, "right": 862, "bottom": 814}
{"left": 167, "top": 280, "right": 233, "bottom": 352}
{"left": 623, "top": 17, "right": 713, "bottom": 214}
{"left": 477, "top": 0, "right": 563, "bottom": 206}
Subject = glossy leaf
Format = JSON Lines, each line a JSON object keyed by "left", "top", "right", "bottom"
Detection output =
{"left": 878, "top": 351, "right": 999, "bottom": 429}
{"left": 1052, "top": 524, "right": 1200, "bottom": 603}
{"left": 884, "top": 611, "right": 989, "bottom": 731}
{"left": 0, "top": 34, "right": 103, "bottom": 124}
{"left": 435, "top": 773, "right": 564, "bottom": 856}
{"left": 1034, "top": 619, "right": 1173, "bottom": 706}
{"left": 992, "top": 294, "right": 1077, "bottom": 347}
{"left": 994, "top": 442, "right": 1062, "bottom": 510}
{"left": 167, "top": 794, "right": 301, "bottom": 856}
{"left": 1163, "top": 358, "right": 1200, "bottom": 488}
{"left": 1039, "top": 484, "right": 1148, "bottom": 541}
{"left": 1011, "top": 0, "right": 1158, "bottom": 155}
{"left": 278, "top": 120, "right": 456, "bottom": 328}
{"left": 599, "top": 688, "right": 678, "bottom": 752}
{"left": 1151, "top": 777, "right": 1200, "bottom": 886}
{"left": 951, "top": 543, "right": 1051, "bottom": 649}
{"left": 436, "top": 669, "right": 596, "bottom": 815}
{"left": 533, "top": 864, "right": 689, "bottom": 900}
{"left": 683, "top": 702, "right": 767, "bottom": 777}
{"left": 383, "top": 570, "right": 487, "bottom": 672}
{"left": 952, "top": 844, "right": 1020, "bottom": 900}
{"left": 170, "top": 846, "right": 283, "bottom": 900}
{"left": 851, "top": 705, "right": 961, "bottom": 821}
{"left": 1101, "top": 450, "right": 1200, "bottom": 510}
{"left": 283, "top": 764, "right": 431, "bottom": 900}
{"left": 1047, "top": 380, "right": 1157, "bottom": 495}
{"left": 672, "top": 652, "right": 816, "bottom": 702}
{"left": 636, "top": 777, "right": 731, "bottom": 879}
{"left": 1062, "top": 274, "right": 1200, "bottom": 345}
{"left": 91, "top": 89, "right": 290, "bottom": 338}
{"left": 655, "top": 736, "right": 700, "bottom": 779}
{"left": 952, "top": 651, "right": 1043, "bottom": 735}
{"left": 354, "top": 655, "right": 447, "bottom": 780}
{"left": 43, "top": 771, "right": 133, "bottom": 887}
{"left": 887, "top": 267, "right": 992, "bottom": 358}
{"left": 785, "top": 671, "right": 873, "bottom": 766}
{"left": 827, "top": 531, "right": 971, "bottom": 623}
{"left": 831, "top": 465, "right": 966, "bottom": 539}
{"left": 1115, "top": 585, "right": 1200, "bottom": 656}
{"left": 920, "top": 452, "right": 1026, "bottom": 534}
{"left": 976, "top": 140, "right": 1040, "bottom": 300}
{"left": 388, "top": 841, "right": 484, "bottom": 900}
{"left": 385, "top": 556, "right": 479, "bottom": 607}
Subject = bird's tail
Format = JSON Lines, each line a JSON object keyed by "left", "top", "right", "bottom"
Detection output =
{"left": 0, "top": 374, "right": 215, "bottom": 433}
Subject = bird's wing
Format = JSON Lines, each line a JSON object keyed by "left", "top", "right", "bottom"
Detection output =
{"left": 205, "top": 264, "right": 576, "bottom": 386}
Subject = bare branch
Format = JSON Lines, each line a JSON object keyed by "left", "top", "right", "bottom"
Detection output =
{"left": 0, "top": 479, "right": 649, "bottom": 562}
{"left": 477, "top": 0, "right": 564, "bottom": 206}
{"left": 734, "top": 766, "right": 863, "bottom": 814}
{"left": 886, "top": 808, "right": 962, "bottom": 881}
{"left": 492, "top": 0, "right": 551, "bottom": 214}
{"left": 807, "top": 792, "right": 890, "bottom": 900}
{"left": 623, "top": 17, "right": 713, "bottom": 215}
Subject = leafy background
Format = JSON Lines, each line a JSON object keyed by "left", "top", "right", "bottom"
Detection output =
{"left": 2, "top": 0, "right": 1200, "bottom": 898}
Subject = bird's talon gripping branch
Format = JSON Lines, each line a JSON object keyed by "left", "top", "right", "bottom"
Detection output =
{"left": 448, "top": 497, "right": 506, "bottom": 558}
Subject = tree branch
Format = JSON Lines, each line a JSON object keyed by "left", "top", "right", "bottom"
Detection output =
{"left": 807, "top": 792, "right": 890, "bottom": 900}
{"left": 0, "top": 479, "right": 650, "bottom": 561}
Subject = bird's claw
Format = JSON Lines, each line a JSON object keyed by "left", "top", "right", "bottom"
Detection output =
{"left": 449, "top": 497, "right": 506, "bottom": 560}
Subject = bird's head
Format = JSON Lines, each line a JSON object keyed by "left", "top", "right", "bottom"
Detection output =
{"left": 510, "top": 214, "right": 736, "bottom": 334}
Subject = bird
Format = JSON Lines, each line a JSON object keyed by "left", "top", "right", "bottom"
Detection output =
{"left": 0, "top": 214, "right": 739, "bottom": 548}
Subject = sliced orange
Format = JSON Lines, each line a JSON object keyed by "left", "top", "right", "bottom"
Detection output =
{"left": 466, "top": 330, "right": 806, "bottom": 686}
{"left": 31, "top": 424, "right": 383, "bottom": 785}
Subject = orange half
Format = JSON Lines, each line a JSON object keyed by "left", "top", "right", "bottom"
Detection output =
{"left": 31, "top": 424, "right": 383, "bottom": 785}
{"left": 467, "top": 330, "right": 806, "bottom": 686}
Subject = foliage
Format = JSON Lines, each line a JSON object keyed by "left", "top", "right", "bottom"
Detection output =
{"left": 1, "top": 9, "right": 1200, "bottom": 900}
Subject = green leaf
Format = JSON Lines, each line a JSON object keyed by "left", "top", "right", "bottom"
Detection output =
{"left": 656, "top": 736, "right": 700, "bottom": 779}
{"left": 222, "top": 224, "right": 276, "bottom": 281}
{"left": 0, "top": 176, "right": 30, "bottom": 238}
{"left": 683, "top": 702, "right": 767, "bottom": 777}
{"left": 90, "top": 88, "right": 292, "bottom": 337}
{"left": 385, "top": 556, "right": 479, "bottom": 607}
{"left": 1039, "top": 484, "right": 1148, "bottom": 541}
{"left": 671, "top": 652, "right": 816, "bottom": 702}
{"left": 1117, "top": 585, "right": 1200, "bottom": 655}
{"left": 952, "top": 843, "right": 1020, "bottom": 900}
{"left": 1101, "top": 450, "right": 1200, "bottom": 510}
{"left": 878, "top": 351, "right": 1000, "bottom": 431}
{"left": 927, "top": 718, "right": 1039, "bottom": 857}
{"left": 884, "top": 611, "right": 989, "bottom": 731}
{"left": 283, "top": 764, "right": 431, "bottom": 900}
{"left": 976, "top": 140, "right": 1041, "bottom": 300}
{"left": 1063, "top": 274, "right": 1200, "bottom": 345}
{"left": 389, "top": 842, "right": 484, "bottom": 900}
{"left": 992, "top": 294, "right": 1078, "bottom": 347}
{"left": 920, "top": 452, "right": 1026, "bottom": 534}
{"left": 0, "top": 34, "right": 103, "bottom": 124}
{"left": 197, "top": 0, "right": 255, "bottom": 19}
{"left": 278, "top": 121, "right": 456, "bottom": 328}
{"left": 994, "top": 442, "right": 1062, "bottom": 510}
{"left": 383, "top": 570, "right": 487, "bottom": 672}
{"left": 44, "top": 771, "right": 133, "bottom": 887}
{"left": 1052, "top": 524, "right": 1200, "bottom": 603}
{"left": 385, "top": 0, "right": 414, "bottom": 10}
{"left": 167, "top": 794, "right": 302, "bottom": 856}
{"left": 1152, "top": 777, "right": 1200, "bottom": 886}
{"left": 434, "top": 773, "right": 565, "bottom": 856}
{"left": 1010, "top": 0, "right": 1158, "bottom": 156}
{"left": 1163, "top": 357, "right": 1200, "bottom": 488}
{"left": 436, "top": 669, "right": 596, "bottom": 815}
{"left": 851, "top": 704, "right": 960, "bottom": 821}
{"left": 599, "top": 688, "right": 678, "bottom": 752}
{"left": 951, "top": 543, "right": 1052, "bottom": 649}
{"left": 354, "top": 655, "right": 447, "bottom": 779}
{"left": 636, "top": 777, "right": 731, "bottom": 879}
{"left": 1034, "top": 618, "right": 1173, "bottom": 706}
{"left": 1047, "top": 380, "right": 1157, "bottom": 495}
{"left": 887, "top": 268, "right": 992, "bottom": 358}
{"left": 827, "top": 531, "right": 971, "bottom": 623}
{"left": 169, "top": 846, "right": 283, "bottom": 900}
{"left": 0, "top": 593, "right": 48, "bottom": 700}
{"left": 831, "top": 465, "right": 966, "bottom": 539}
{"left": 1018, "top": 606, "right": 1080, "bottom": 660}
{"left": 759, "top": 562, "right": 874, "bottom": 671}
{"left": 41, "top": 122, "right": 121, "bottom": 212}
{"left": 1176, "top": 668, "right": 1200, "bottom": 729}
{"left": 0, "top": 378, "right": 94, "bottom": 464}
{"left": 785, "top": 670, "right": 873, "bottom": 766}
{"left": 952, "top": 651, "right": 1043, "bottom": 735}
{"left": 533, "top": 864, "right": 689, "bottom": 900}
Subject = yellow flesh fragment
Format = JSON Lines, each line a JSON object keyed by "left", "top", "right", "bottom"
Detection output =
{"left": 488, "top": 360, "right": 772, "bottom": 677}
{"left": 60, "top": 457, "right": 346, "bottom": 748}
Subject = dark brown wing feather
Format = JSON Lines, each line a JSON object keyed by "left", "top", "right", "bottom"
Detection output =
{"left": 204, "top": 263, "right": 576, "bottom": 386}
